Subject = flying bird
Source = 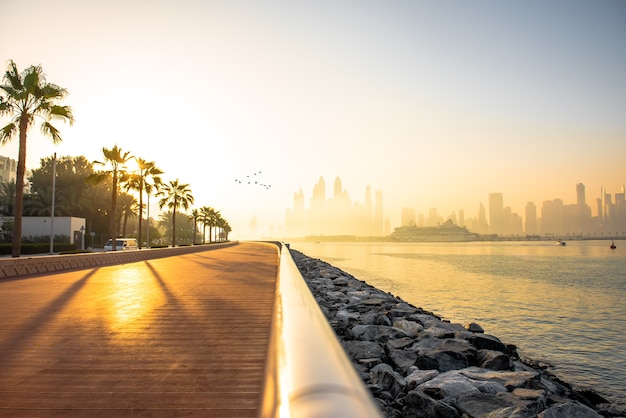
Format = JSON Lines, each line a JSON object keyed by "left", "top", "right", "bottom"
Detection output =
{"left": 235, "top": 170, "right": 271, "bottom": 189}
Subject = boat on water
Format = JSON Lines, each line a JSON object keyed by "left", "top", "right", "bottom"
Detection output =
{"left": 611, "top": 240, "right": 617, "bottom": 249}
{"left": 390, "top": 220, "right": 480, "bottom": 242}
{"left": 555, "top": 240, "right": 566, "bottom": 246}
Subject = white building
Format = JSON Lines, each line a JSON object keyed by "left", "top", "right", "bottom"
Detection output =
{"left": 1, "top": 216, "right": 86, "bottom": 246}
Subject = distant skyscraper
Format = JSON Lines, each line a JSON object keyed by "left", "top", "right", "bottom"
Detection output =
{"left": 576, "top": 183, "right": 586, "bottom": 207}
{"left": 478, "top": 203, "right": 488, "bottom": 234}
{"left": 525, "top": 202, "right": 538, "bottom": 235}
{"left": 489, "top": 193, "right": 504, "bottom": 235}
{"left": 600, "top": 186, "right": 606, "bottom": 221}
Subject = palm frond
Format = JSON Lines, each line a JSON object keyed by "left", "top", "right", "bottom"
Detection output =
{"left": 41, "top": 83, "right": 68, "bottom": 100}
{"left": 22, "top": 65, "right": 42, "bottom": 94}
{"left": 0, "top": 122, "right": 17, "bottom": 144}
{"left": 39, "top": 121, "right": 63, "bottom": 144}
{"left": 4, "top": 61, "right": 23, "bottom": 91}
{"left": 49, "top": 105, "right": 74, "bottom": 123}
{"left": 85, "top": 171, "right": 110, "bottom": 185}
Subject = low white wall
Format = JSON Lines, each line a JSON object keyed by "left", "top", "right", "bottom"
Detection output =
{"left": 2, "top": 216, "right": 86, "bottom": 244}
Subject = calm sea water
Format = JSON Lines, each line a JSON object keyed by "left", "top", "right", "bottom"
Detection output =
{"left": 292, "top": 240, "right": 626, "bottom": 406}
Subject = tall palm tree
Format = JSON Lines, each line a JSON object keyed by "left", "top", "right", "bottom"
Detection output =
{"left": 190, "top": 208, "right": 200, "bottom": 245}
{"left": 117, "top": 192, "right": 138, "bottom": 237}
{"left": 126, "top": 158, "right": 162, "bottom": 249}
{"left": 215, "top": 215, "right": 228, "bottom": 242}
{"left": 0, "top": 180, "right": 16, "bottom": 215}
{"left": 222, "top": 221, "right": 232, "bottom": 241}
{"left": 208, "top": 208, "right": 220, "bottom": 243}
{"left": 143, "top": 180, "right": 162, "bottom": 248}
{"left": 0, "top": 60, "right": 74, "bottom": 257}
{"left": 199, "top": 206, "right": 216, "bottom": 244}
{"left": 157, "top": 179, "right": 194, "bottom": 247}
{"left": 86, "top": 145, "right": 133, "bottom": 251}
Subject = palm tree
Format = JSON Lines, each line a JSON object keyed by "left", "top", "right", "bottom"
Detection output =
{"left": 86, "top": 145, "right": 133, "bottom": 251}
{"left": 190, "top": 208, "right": 200, "bottom": 245}
{"left": 117, "top": 192, "right": 138, "bottom": 237}
{"left": 157, "top": 179, "right": 194, "bottom": 247}
{"left": 222, "top": 221, "right": 232, "bottom": 241}
{"left": 0, "top": 180, "right": 16, "bottom": 215}
{"left": 126, "top": 158, "right": 162, "bottom": 249}
{"left": 0, "top": 60, "right": 74, "bottom": 257}
{"left": 215, "top": 215, "right": 230, "bottom": 242}
{"left": 199, "top": 206, "right": 217, "bottom": 244}
{"left": 143, "top": 180, "right": 162, "bottom": 248}
{"left": 209, "top": 209, "right": 221, "bottom": 243}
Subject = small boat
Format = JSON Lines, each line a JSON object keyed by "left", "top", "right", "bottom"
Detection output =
{"left": 610, "top": 240, "right": 617, "bottom": 249}
{"left": 555, "top": 240, "right": 566, "bottom": 246}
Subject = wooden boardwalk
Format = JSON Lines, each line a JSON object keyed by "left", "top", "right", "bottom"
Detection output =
{"left": 0, "top": 242, "right": 278, "bottom": 417}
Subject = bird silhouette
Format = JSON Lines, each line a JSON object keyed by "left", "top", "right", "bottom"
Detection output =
{"left": 235, "top": 170, "right": 271, "bottom": 189}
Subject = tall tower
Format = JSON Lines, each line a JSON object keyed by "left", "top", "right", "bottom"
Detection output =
{"left": 576, "top": 183, "right": 586, "bottom": 207}
{"left": 525, "top": 202, "right": 538, "bottom": 235}
{"left": 489, "top": 193, "right": 504, "bottom": 235}
{"left": 600, "top": 186, "right": 606, "bottom": 221}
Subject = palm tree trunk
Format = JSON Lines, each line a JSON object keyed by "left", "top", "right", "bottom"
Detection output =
{"left": 138, "top": 182, "right": 144, "bottom": 249}
{"left": 122, "top": 211, "right": 128, "bottom": 237}
{"left": 11, "top": 114, "right": 28, "bottom": 257}
{"left": 172, "top": 207, "right": 177, "bottom": 247}
{"left": 109, "top": 174, "right": 118, "bottom": 250}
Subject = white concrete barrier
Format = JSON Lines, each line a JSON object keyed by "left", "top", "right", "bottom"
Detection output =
{"left": 261, "top": 243, "right": 382, "bottom": 418}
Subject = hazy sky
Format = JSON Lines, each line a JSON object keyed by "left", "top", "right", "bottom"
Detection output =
{"left": 2, "top": 0, "right": 625, "bottom": 237}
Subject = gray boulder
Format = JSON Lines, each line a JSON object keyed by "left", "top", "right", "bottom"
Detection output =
{"left": 538, "top": 401, "right": 603, "bottom": 417}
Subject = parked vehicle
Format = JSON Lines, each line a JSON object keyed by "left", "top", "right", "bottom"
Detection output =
{"left": 104, "top": 238, "right": 138, "bottom": 251}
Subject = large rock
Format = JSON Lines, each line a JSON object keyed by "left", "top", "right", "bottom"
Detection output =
{"left": 403, "top": 390, "right": 460, "bottom": 418}
{"left": 537, "top": 401, "right": 603, "bottom": 417}
{"left": 477, "top": 349, "right": 513, "bottom": 370}
{"left": 342, "top": 340, "right": 386, "bottom": 361}
{"left": 388, "top": 348, "right": 418, "bottom": 371}
{"left": 416, "top": 370, "right": 481, "bottom": 402}
{"left": 460, "top": 367, "right": 541, "bottom": 391}
{"left": 411, "top": 337, "right": 477, "bottom": 372}
{"left": 392, "top": 318, "right": 423, "bottom": 337}
{"left": 370, "top": 363, "right": 407, "bottom": 398}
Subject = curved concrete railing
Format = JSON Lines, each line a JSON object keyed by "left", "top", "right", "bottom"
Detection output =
{"left": 261, "top": 244, "right": 382, "bottom": 418}
{"left": 0, "top": 242, "right": 238, "bottom": 279}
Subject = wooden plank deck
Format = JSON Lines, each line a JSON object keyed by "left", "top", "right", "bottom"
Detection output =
{"left": 0, "top": 242, "right": 278, "bottom": 417}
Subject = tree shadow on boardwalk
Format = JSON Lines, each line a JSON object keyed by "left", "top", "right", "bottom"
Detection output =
{"left": 0, "top": 268, "right": 100, "bottom": 368}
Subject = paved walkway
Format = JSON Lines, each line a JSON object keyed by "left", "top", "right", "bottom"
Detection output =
{"left": 0, "top": 242, "right": 279, "bottom": 417}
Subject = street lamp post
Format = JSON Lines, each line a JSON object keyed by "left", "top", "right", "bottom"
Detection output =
{"left": 80, "top": 225, "right": 85, "bottom": 250}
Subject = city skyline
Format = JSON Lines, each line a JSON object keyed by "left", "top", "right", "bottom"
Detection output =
{"left": 281, "top": 176, "right": 625, "bottom": 238}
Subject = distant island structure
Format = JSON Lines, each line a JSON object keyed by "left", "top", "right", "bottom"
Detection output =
{"left": 284, "top": 176, "right": 388, "bottom": 237}
{"left": 390, "top": 219, "right": 480, "bottom": 242}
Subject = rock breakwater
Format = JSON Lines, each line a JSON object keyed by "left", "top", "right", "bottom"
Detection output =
{"left": 289, "top": 249, "right": 624, "bottom": 418}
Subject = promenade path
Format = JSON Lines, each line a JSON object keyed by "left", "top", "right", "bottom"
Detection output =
{"left": 0, "top": 242, "right": 278, "bottom": 417}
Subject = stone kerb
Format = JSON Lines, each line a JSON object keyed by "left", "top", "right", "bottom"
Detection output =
{"left": 0, "top": 242, "right": 238, "bottom": 279}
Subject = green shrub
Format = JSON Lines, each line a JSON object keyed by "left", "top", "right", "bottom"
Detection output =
{"left": 0, "top": 243, "right": 77, "bottom": 255}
